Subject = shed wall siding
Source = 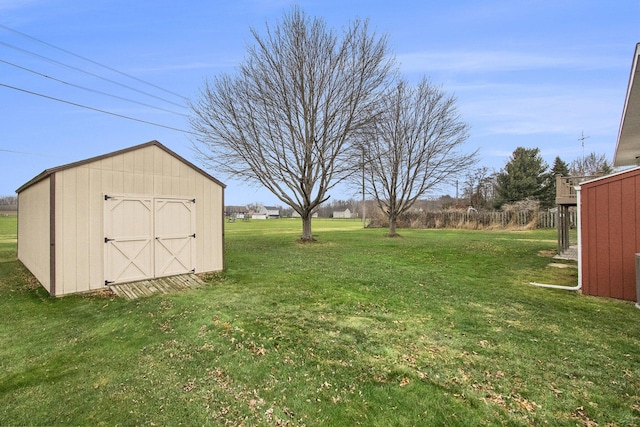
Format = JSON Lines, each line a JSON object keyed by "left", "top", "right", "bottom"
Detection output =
{"left": 581, "top": 170, "right": 640, "bottom": 302}
{"left": 17, "top": 177, "right": 51, "bottom": 291}
{"left": 52, "top": 144, "right": 223, "bottom": 295}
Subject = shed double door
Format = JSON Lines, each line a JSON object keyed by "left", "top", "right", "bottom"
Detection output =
{"left": 104, "top": 196, "right": 196, "bottom": 285}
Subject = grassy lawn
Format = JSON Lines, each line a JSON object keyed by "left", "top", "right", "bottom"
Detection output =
{"left": 1, "top": 216, "right": 638, "bottom": 426}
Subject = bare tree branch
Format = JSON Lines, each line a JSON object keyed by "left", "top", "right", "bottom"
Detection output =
{"left": 362, "top": 77, "right": 477, "bottom": 236}
{"left": 190, "top": 7, "right": 395, "bottom": 240}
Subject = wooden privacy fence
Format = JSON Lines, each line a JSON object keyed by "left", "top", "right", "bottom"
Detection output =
{"left": 397, "top": 210, "right": 576, "bottom": 229}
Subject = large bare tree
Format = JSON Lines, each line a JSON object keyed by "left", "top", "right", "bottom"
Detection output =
{"left": 189, "top": 7, "right": 394, "bottom": 241}
{"left": 569, "top": 152, "right": 613, "bottom": 177}
{"left": 363, "top": 78, "right": 476, "bottom": 236}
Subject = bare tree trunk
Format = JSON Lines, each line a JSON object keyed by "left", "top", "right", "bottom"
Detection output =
{"left": 301, "top": 213, "right": 314, "bottom": 241}
{"left": 388, "top": 215, "right": 398, "bottom": 237}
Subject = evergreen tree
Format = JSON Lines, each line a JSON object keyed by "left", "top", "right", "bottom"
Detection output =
{"left": 550, "top": 156, "right": 570, "bottom": 177}
{"left": 600, "top": 160, "right": 614, "bottom": 175}
{"left": 539, "top": 156, "right": 569, "bottom": 208}
{"left": 494, "top": 147, "right": 549, "bottom": 208}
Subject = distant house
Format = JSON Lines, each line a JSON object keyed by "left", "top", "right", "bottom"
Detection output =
{"left": 291, "top": 210, "right": 318, "bottom": 218}
{"left": 226, "top": 206, "right": 249, "bottom": 221}
{"left": 333, "top": 208, "right": 352, "bottom": 219}
{"left": 252, "top": 205, "right": 280, "bottom": 219}
{"left": 265, "top": 206, "right": 280, "bottom": 218}
{"left": 234, "top": 212, "right": 249, "bottom": 221}
{"left": 263, "top": 205, "right": 281, "bottom": 218}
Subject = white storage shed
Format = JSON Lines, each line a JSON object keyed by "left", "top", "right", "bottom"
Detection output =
{"left": 16, "top": 140, "right": 226, "bottom": 296}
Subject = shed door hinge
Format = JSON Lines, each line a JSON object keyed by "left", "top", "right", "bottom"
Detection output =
{"left": 190, "top": 233, "right": 196, "bottom": 238}
{"left": 104, "top": 195, "right": 113, "bottom": 200}
{"left": 105, "top": 280, "right": 114, "bottom": 286}
{"left": 104, "top": 237, "right": 114, "bottom": 243}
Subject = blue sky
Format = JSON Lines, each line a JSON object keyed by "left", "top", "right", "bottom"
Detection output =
{"left": 1, "top": 0, "right": 639, "bottom": 206}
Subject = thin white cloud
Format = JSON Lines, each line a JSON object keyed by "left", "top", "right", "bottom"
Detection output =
{"left": 459, "top": 85, "right": 622, "bottom": 138}
{"left": 397, "top": 49, "right": 625, "bottom": 74}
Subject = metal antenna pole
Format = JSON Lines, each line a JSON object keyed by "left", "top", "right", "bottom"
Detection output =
{"left": 579, "top": 131, "right": 590, "bottom": 165}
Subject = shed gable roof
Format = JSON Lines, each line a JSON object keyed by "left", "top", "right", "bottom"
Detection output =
{"left": 16, "top": 140, "right": 225, "bottom": 193}
{"left": 579, "top": 165, "right": 640, "bottom": 188}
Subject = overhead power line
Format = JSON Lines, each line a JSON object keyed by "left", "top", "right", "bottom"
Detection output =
{"left": 0, "top": 147, "right": 62, "bottom": 157}
{"left": 0, "top": 59, "right": 187, "bottom": 117}
{"left": 0, "top": 82, "right": 196, "bottom": 135}
{"left": 0, "top": 23, "right": 188, "bottom": 102}
{"left": 0, "top": 41, "right": 186, "bottom": 109}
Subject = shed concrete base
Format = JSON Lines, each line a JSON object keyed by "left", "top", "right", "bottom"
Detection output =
{"left": 555, "top": 245, "right": 578, "bottom": 261}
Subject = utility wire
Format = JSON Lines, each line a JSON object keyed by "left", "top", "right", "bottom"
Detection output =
{"left": 0, "top": 59, "right": 188, "bottom": 117}
{"left": 0, "top": 24, "right": 188, "bottom": 102}
{"left": 0, "top": 82, "right": 196, "bottom": 135}
{"left": 0, "top": 147, "right": 62, "bottom": 157}
{"left": 0, "top": 41, "right": 186, "bottom": 109}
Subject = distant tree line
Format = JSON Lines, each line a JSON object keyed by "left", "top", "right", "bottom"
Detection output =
{"left": 461, "top": 147, "right": 613, "bottom": 210}
{"left": 224, "top": 144, "right": 612, "bottom": 232}
{"left": 0, "top": 196, "right": 17, "bottom": 211}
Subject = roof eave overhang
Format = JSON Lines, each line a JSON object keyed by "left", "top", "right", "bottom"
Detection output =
{"left": 614, "top": 43, "right": 640, "bottom": 167}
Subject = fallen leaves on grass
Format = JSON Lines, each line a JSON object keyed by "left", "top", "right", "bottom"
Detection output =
{"left": 549, "top": 383, "right": 563, "bottom": 397}
{"left": 86, "top": 288, "right": 117, "bottom": 298}
{"left": 211, "top": 318, "right": 269, "bottom": 356}
{"left": 477, "top": 339, "right": 490, "bottom": 348}
{"left": 249, "top": 398, "right": 265, "bottom": 408}
{"left": 452, "top": 369, "right": 541, "bottom": 416}
{"left": 538, "top": 250, "right": 556, "bottom": 258}
{"left": 571, "top": 406, "right": 598, "bottom": 426}
{"left": 182, "top": 379, "right": 196, "bottom": 392}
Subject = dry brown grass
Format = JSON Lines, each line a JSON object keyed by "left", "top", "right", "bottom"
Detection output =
{"left": 368, "top": 209, "right": 542, "bottom": 231}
